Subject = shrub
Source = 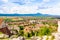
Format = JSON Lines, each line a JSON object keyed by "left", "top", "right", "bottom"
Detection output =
{"left": 18, "top": 26, "right": 24, "bottom": 30}
{"left": 38, "top": 27, "right": 52, "bottom": 36}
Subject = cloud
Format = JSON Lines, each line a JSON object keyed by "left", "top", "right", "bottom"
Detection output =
{"left": 0, "top": 0, "right": 60, "bottom": 15}
{"left": 43, "top": 0, "right": 50, "bottom": 2}
{"left": 0, "top": 10, "right": 4, "bottom": 13}
{"left": 2, "top": 0, "right": 8, "bottom": 3}
{"left": 39, "top": 7, "right": 60, "bottom": 15}
{"left": 0, "top": 4, "right": 38, "bottom": 14}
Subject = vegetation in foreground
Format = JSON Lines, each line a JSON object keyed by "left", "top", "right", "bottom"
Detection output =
{"left": 0, "top": 16, "right": 58, "bottom": 40}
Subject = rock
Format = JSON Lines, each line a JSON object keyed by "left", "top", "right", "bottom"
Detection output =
{"left": 42, "top": 36, "right": 47, "bottom": 40}
{"left": 0, "top": 34, "right": 5, "bottom": 38}
{"left": 48, "top": 36, "right": 53, "bottom": 40}
{"left": 4, "top": 34, "right": 9, "bottom": 38}
{"left": 12, "top": 38, "right": 17, "bottom": 40}
{"left": 10, "top": 36, "right": 25, "bottom": 40}
{"left": 10, "top": 35, "right": 18, "bottom": 39}
{"left": 10, "top": 30, "right": 18, "bottom": 35}
{"left": 31, "top": 36, "right": 41, "bottom": 40}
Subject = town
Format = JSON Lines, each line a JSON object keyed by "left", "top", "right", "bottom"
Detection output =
{"left": 0, "top": 16, "right": 59, "bottom": 40}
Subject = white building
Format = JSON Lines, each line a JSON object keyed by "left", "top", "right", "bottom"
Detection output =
{"left": 58, "top": 21, "right": 60, "bottom": 32}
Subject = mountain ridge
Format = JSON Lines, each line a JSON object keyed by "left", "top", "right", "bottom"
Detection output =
{"left": 0, "top": 13, "right": 50, "bottom": 16}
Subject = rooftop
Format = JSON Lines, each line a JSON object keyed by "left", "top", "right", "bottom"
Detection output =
{"left": 0, "top": 18, "right": 4, "bottom": 25}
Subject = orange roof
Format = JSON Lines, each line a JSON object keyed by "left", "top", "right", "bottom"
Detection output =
{"left": 0, "top": 18, "right": 4, "bottom": 25}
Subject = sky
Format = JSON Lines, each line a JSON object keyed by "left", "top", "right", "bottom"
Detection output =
{"left": 0, "top": 0, "right": 60, "bottom": 15}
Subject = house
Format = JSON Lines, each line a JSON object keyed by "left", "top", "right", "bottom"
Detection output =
{"left": 52, "top": 21, "right": 60, "bottom": 40}
{"left": 0, "top": 18, "right": 5, "bottom": 28}
{"left": 58, "top": 21, "right": 60, "bottom": 32}
{"left": 0, "top": 18, "right": 11, "bottom": 36}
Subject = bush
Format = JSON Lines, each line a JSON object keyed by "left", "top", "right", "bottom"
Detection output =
{"left": 38, "top": 27, "right": 52, "bottom": 36}
{"left": 5, "top": 18, "right": 12, "bottom": 22}
{"left": 24, "top": 33, "right": 32, "bottom": 38}
{"left": 18, "top": 26, "right": 24, "bottom": 30}
{"left": 19, "top": 30, "right": 24, "bottom": 36}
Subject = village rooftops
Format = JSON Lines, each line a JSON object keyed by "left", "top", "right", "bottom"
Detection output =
{"left": 0, "top": 18, "right": 12, "bottom": 36}
{"left": 0, "top": 18, "right": 4, "bottom": 26}
{"left": 0, "top": 18, "right": 6, "bottom": 28}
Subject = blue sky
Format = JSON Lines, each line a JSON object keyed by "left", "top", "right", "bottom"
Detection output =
{"left": 0, "top": 0, "right": 60, "bottom": 15}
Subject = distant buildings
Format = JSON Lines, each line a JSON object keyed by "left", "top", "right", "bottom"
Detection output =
{"left": 0, "top": 18, "right": 11, "bottom": 36}
{"left": 58, "top": 21, "right": 60, "bottom": 32}
{"left": 52, "top": 21, "right": 60, "bottom": 40}
{"left": 0, "top": 18, "right": 5, "bottom": 28}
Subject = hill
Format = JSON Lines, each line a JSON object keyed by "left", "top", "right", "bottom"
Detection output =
{"left": 0, "top": 13, "right": 50, "bottom": 16}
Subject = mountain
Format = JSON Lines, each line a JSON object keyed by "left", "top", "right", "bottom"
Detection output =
{"left": 0, "top": 13, "right": 50, "bottom": 16}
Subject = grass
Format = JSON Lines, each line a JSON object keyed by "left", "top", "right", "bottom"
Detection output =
{"left": 0, "top": 32, "right": 3, "bottom": 34}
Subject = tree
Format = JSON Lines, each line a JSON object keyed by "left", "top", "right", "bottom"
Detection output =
{"left": 31, "top": 31, "right": 35, "bottom": 36}
{"left": 18, "top": 26, "right": 24, "bottom": 36}
{"left": 19, "top": 30, "right": 24, "bottom": 36}
{"left": 38, "top": 27, "right": 52, "bottom": 36}
{"left": 5, "top": 18, "right": 12, "bottom": 22}
{"left": 18, "top": 26, "right": 24, "bottom": 30}
{"left": 27, "top": 33, "right": 32, "bottom": 38}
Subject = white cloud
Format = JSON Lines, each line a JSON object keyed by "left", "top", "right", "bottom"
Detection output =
{"left": 10, "top": 5, "right": 38, "bottom": 13}
{"left": 2, "top": 0, "right": 8, "bottom": 3}
{"left": 0, "top": 3, "right": 38, "bottom": 14}
{"left": 43, "top": 0, "right": 50, "bottom": 2}
{"left": 39, "top": 7, "right": 60, "bottom": 15}
{"left": 0, "top": 2, "right": 60, "bottom": 15}
{"left": 0, "top": 0, "right": 60, "bottom": 15}
{"left": 0, "top": 10, "right": 4, "bottom": 13}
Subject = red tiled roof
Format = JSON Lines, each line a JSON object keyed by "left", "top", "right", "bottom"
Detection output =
{"left": 0, "top": 18, "right": 4, "bottom": 25}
